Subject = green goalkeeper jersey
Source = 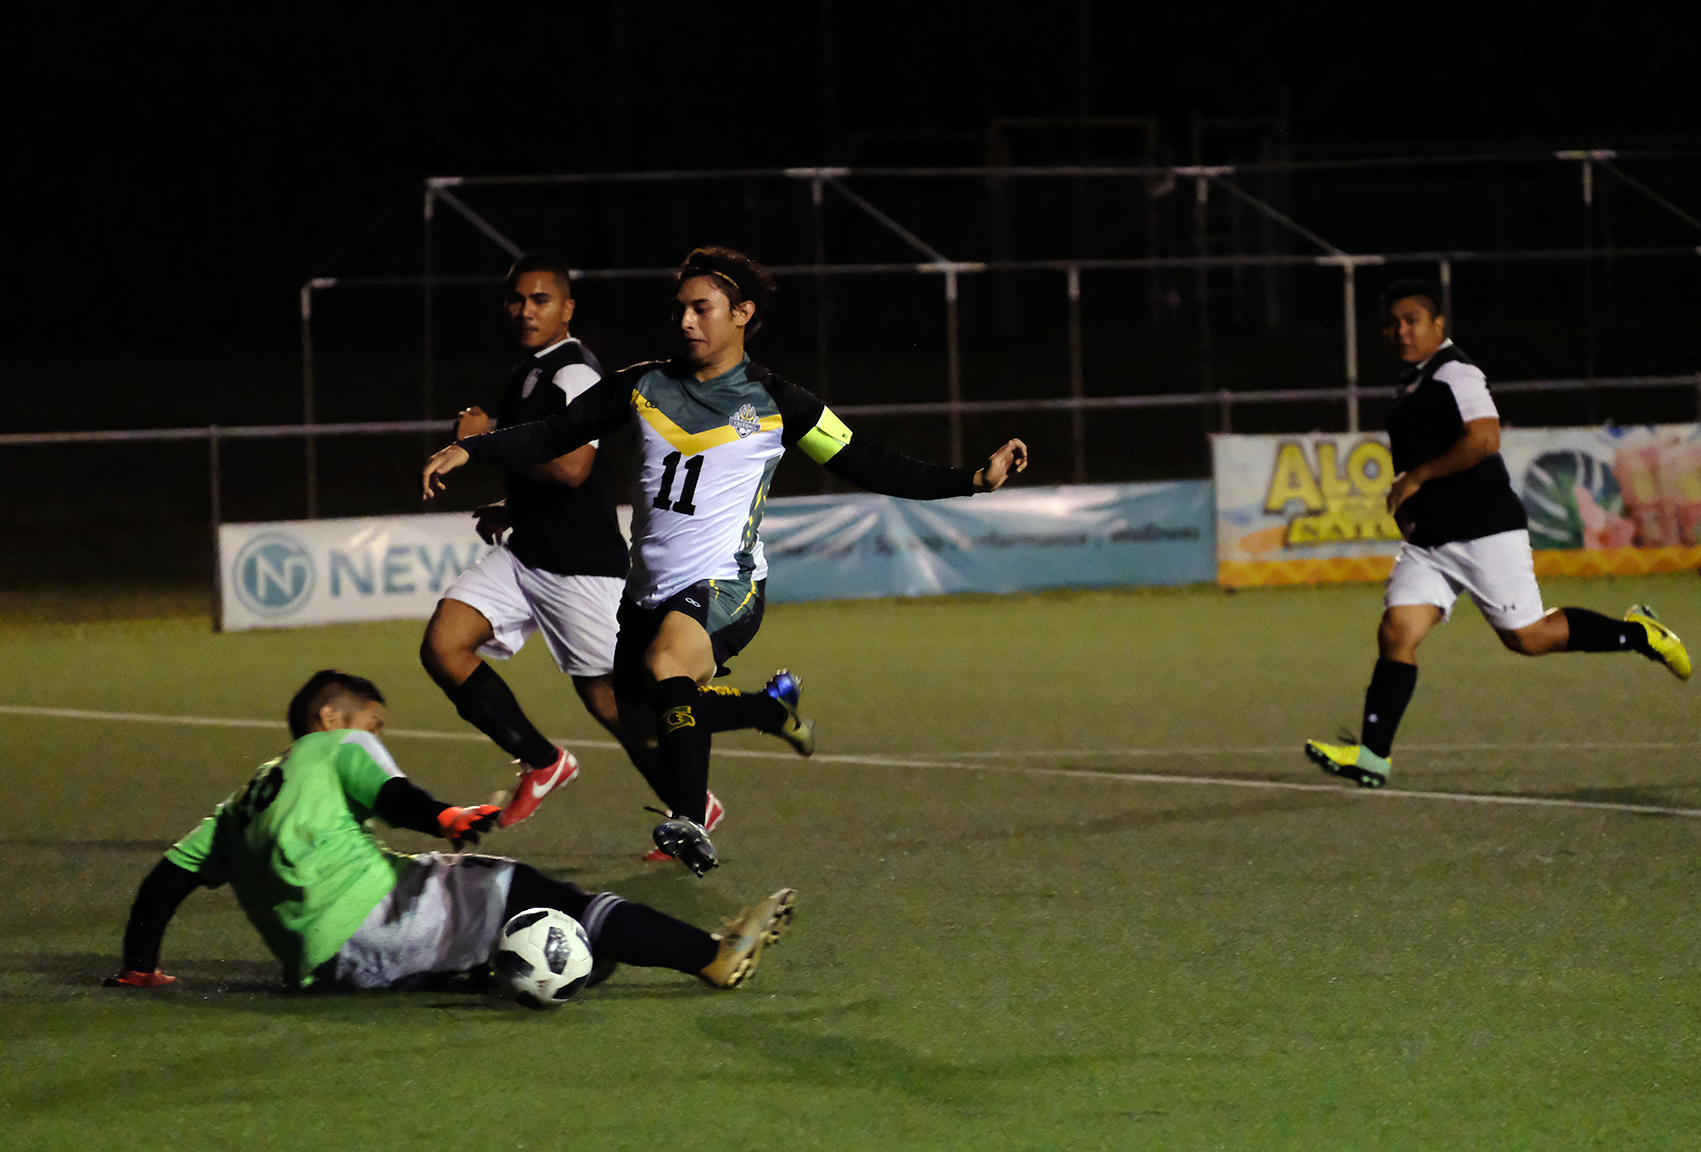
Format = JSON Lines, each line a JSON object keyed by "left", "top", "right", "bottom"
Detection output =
{"left": 166, "top": 728, "right": 411, "bottom": 985}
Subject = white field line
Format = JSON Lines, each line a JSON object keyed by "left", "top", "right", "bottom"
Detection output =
{"left": 3, "top": 703, "right": 1698, "bottom": 820}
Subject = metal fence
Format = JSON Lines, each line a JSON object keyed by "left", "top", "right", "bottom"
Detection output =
{"left": 6, "top": 368, "right": 1697, "bottom": 551}
{"left": 8, "top": 152, "right": 1701, "bottom": 598}
{"left": 298, "top": 153, "right": 1701, "bottom": 500}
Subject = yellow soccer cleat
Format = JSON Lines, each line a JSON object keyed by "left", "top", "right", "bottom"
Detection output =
{"left": 1625, "top": 604, "right": 1691, "bottom": 681}
{"left": 1304, "top": 740, "right": 1391, "bottom": 789}
{"left": 699, "top": 888, "right": 797, "bottom": 989}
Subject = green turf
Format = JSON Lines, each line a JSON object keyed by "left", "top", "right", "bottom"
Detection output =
{"left": 3, "top": 575, "right": 1699, "bottom": 1149}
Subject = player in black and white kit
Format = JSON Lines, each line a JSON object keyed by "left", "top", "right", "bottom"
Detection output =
{"left": 1305, "top": 280, "right": 1691, "bottom": 788}
{"left": 420, "top": 254, "right": 650, "bottom": 828}
{"left": 422, "top": 247, "right": 1030, "bottom": 873}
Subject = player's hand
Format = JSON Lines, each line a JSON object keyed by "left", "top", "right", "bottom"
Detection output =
{"left": 437, "top": 804, "right": 501, "bottom": 849}
{"left": 974, "top": 439, "right": 1029, "bottom": 492}
{"left": 104, "top": 969, "right": 177, "bottom": 988}
{"left": 456, "top": 406, "right": 493, "bottom": 440}
{"left": 473, "top": 501, "right": 511, "bottom": 545}
{"left": 1386, "top": 470, "right": 1423, "bottom": 518}
{"left": 423, "top": 444, "right": 471, "bottom": 500}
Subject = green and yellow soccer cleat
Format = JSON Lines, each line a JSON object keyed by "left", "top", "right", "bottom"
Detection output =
{"left": 1625, "top": 604, "right": 1691, "bottom": 681}
{"left": 1304, "top": 740, "right": 1391, "bottom": 789}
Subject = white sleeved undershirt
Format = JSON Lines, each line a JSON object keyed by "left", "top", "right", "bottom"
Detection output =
{"left": 340, "top": 729, "right": 403, "bottom": 778}
{"left": 1431, "top": 360, "right": 1498, "bottom": 423}
{"left": 550, "top": 360, "right": 602, "bottom": 448}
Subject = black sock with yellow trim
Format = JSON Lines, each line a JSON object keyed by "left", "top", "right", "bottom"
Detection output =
{"left": 651, "top": 676, "right": 711, "bottom": 824}
{"left": 695, "top": 684, "right": 787, "bottom": 733}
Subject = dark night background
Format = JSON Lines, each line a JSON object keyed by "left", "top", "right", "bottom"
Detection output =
{"left": 6, "top": 1, "right": 1701, "bottom": 589}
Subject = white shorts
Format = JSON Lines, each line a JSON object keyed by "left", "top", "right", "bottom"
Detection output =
{"left": 331, "top": 853, "right": 515, "bottom": 990}
{"left": 443, "top": 545, "right": 623, "bottom": 677}
{"left": 1384, "top": 528, "right": 1546, "bottom": 631}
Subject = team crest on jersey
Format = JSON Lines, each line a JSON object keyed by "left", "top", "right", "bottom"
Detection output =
{"left": 730, "top": 403, "right": 761, "bottom": 438}
{"left": 520, "top": 368, "right": 541, "bottom": 399}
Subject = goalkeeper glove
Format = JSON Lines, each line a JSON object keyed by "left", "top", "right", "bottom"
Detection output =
{"left": 437, "top": 804, "right": 501, "bottom": 849}
{"left": 104, "top": 969, "right": 177, "bottom": 988}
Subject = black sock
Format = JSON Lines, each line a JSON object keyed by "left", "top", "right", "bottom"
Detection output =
{"left": 1563, "top": 607, "right": 1655, "bottom": 655}
{"left": 503, "top": 865, "right": 716, "bottom": 973}
{"left": 652, "top": 676, "right": 711, "bottom": 824}
{"left": 447, "top": 662, "right": 557, "bottom": 769}
{"left": 696, "top": 684, "right": 786, "bottom": 733}
{"left": 505, "top": 862, "right": 592, "bottom": 921}
{"left": 1361, "top": 658, "right": 1417, "bottom": 759}
{"left": 596, "top": 902, "right": 718, "bottom": 974}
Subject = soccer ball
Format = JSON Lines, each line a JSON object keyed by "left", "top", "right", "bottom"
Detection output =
{"left": 492, "top": 907, "right": 594, "bottom": 1010}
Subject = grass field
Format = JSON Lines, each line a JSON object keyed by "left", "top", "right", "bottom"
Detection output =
{"left": 3, "top": 575, "right": 1699, "bottom": 1150}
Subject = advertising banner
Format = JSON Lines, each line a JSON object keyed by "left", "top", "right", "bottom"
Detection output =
{"left": 219, "top": 484, "right": 1213, "bottom": 630}
{"left": 1501, "top": 424, "right": 1701, "bottom": 576}
{"left": 760, "top": 481, "right": 1214, "bottom": 603}
{"left": 219, "top": 514, "right": 496, "bottom": 631}
{"left": 1214, "top": 424, "right": 1701, "bottom": 588}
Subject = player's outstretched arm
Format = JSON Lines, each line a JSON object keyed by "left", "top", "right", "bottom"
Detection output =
{"left": 765, "top": 369, "right": 1029, "bottom": 500}
{"left": 372, "top": 777, "right": 499, "bottom": 850}
{"left": 972, "top": 438, "right": 1029, "bottom": 492}
{"left": 423, "top": 372, "right": 635, "bottom": 500}
{"left": 821, "top": 435, "right": 1030, "bottom": 499}
{"left": 106, "top": 858, "right": 202, "bottom": 987}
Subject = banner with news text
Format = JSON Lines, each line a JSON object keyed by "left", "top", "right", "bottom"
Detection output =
{"left": 219, "top": 514, "right": 495, "bottom": 631}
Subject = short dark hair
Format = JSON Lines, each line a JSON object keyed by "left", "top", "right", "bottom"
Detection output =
{"left": 676, "top": 246, "right": 776, "bottom": 337}
{"left": 1380, "top": 279, "right": 1443, "bottom": 321}
{"left": 287, "top": 670, "right": 386, "bottom": 739}
{"left": 506, "top": 253, "right": 574, "bottom": 298}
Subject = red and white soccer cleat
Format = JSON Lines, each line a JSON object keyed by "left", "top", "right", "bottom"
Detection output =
{"left": 104, "top": 969, "right": 178, "bottom": 988}
{"left": 497, "top": 747, "right": 580, "bottom": 828}
{"left": 642, "top": 790, "right": 723, "bottom": 861}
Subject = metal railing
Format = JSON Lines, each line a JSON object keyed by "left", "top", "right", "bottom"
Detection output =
{"left": 296, "top": 153, "right": 1701, "bottom": 503}
{"left": 8, "top": 370, "right": 1698, "bottom": 519}
{"left": 307, "top": 245, "right": 1701, "bottom": 486}
{"left": 7, "top": 373, "right": 1698, "bottom": 621}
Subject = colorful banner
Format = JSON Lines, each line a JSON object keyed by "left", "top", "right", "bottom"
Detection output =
{"left": 761, "top": 482, "right": 1215, "bottom": 603}
{"left": 1214, "top": 425, "right": 1701, "bottom": 587}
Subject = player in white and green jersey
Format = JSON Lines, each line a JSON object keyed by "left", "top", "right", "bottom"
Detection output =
{"left": 423, "top": 246, "right": 1031, "bottom": 876}
{"left": 107, "top": 670, "right": 796, "bottom": 993}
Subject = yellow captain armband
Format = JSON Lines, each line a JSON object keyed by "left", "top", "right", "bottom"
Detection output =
{"left": 798, "top": 405, "right": 854, "bottom": 464}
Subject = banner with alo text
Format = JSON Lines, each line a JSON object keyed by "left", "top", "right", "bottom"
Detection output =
{"left": 760, "top": 482, "right": 1215, "bottom": 603}
{"left": 219, "top": 514, "right": 496, "bottom": 631}
{"left": 1213, "top": 424, "right": 1701, "bottom": 588}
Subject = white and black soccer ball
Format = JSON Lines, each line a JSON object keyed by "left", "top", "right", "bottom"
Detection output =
{"left": 492, "top": 908, "right": 594, "bottom": 1010}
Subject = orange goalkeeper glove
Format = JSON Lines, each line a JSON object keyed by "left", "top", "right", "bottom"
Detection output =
{"left": 104, "top": 969, "right": 177, "bottom": 988}
{"left": 437, "top": 804, "right": 501, "bottom": 849}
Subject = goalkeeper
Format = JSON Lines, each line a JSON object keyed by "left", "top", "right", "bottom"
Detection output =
{"left": 107, "top": 669, "right": 795, "bottom": 994}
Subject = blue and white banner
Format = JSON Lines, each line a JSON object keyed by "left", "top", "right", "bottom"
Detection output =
{"left": 219, "top": 514, "right": 496, "bottom": 631}
{"left": 760, "top": 482, "right": 1214, "bottom": 603}
{"left": 219, "top": 484, "right": 1212, "bottom": 629}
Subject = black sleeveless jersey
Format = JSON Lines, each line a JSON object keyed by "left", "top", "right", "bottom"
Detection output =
{"left": 497, "top": 339, "right": 629, "bottom": 578}
{"left": 1385, "top": 343, "right": 1527, "bottom": 547}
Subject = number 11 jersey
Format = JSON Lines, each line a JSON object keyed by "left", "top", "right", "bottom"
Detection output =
{"left": 626, "top": 357, "right": 794, "bottom": 607}
{"left": 456, "top": 353, "right": 982, "bottom": 608}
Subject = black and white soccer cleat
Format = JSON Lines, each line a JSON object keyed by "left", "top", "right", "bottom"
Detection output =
{"left": 652, "top": 816, "right": 719, "bottom": 877}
